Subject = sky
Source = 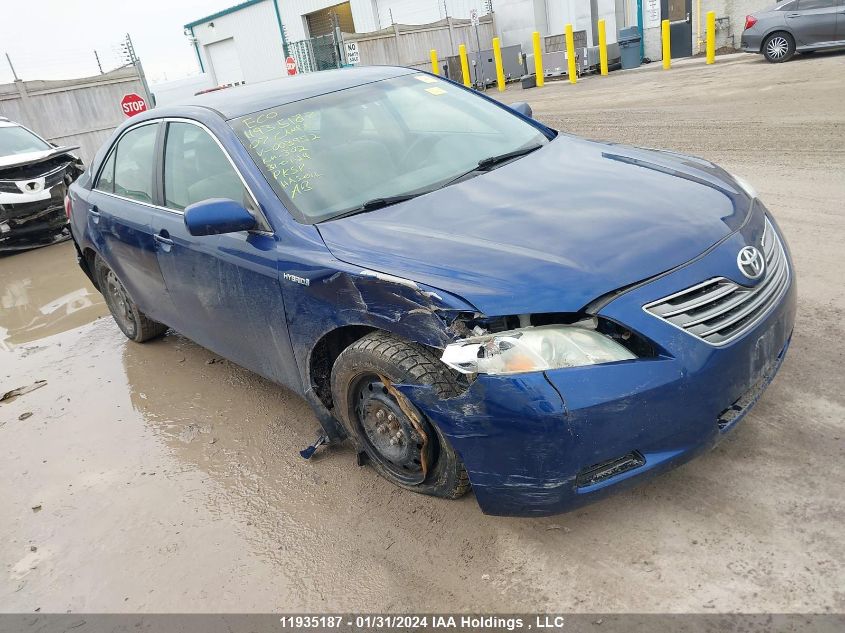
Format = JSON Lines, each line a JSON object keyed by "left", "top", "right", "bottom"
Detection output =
{"left": 0, "top": 0, "right": 238, "bottom": 86}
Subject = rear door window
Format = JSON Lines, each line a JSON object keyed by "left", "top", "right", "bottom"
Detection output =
{"left": 95, "top": 150, "right": 116, "bottom": 193}
{"left": 111, "top": 123, "right": 158, "bottom": 203}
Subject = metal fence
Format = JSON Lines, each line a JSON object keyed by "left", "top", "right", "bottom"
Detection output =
{"left": 0, "top": 66, "right": 146, "bottom": 164}
{"left": 289, "top": 33, "right": 343, "bottom": 73}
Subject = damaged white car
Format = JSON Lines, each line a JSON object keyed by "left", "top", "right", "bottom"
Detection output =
{"left": 0, "top": 117, "right": 84, "bottom": 252}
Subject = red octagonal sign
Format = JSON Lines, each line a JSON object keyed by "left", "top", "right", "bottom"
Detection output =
{"left": 121, "top": 93, "right": 147, "bottom": 117}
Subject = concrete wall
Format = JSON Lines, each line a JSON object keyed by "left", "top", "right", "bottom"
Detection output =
{"left": 0, "top": 67, "right": 145, "bottom": 164}
{"left": 694, "top": 0, "right": 755, "bottom": 52}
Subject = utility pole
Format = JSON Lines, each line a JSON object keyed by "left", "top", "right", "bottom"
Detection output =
{"left": 5, "top": 52, "right": 19, "bottom": 81}
{"left": 94, "top": 50, "right": 104, "bottom": 74}
{"left": 121, "top": 33, "right": 153, "bottom": 108}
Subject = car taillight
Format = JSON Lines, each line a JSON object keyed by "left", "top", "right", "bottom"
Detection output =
{"left": 64, "top": 194, "right": 72, "bottom": 220}
{"left": 744, "top": 15, "right": 757, "bottom": 30}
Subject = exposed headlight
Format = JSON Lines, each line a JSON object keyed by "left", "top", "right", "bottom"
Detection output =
{"left": 441, "top": 324, "right": 636, "bottom": 375}
{"left": 732, "top": 173, "right": 758, "bottom": 199}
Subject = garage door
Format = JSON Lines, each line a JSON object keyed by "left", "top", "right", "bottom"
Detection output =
{"left": 206, "top": 38, "right": 243, "bottom": 86}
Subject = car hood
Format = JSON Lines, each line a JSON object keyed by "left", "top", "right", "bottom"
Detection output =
{"left": 0, "top": 146, "right": 79, "bottom": 171}
{"left": 316, "top": 135, "right": 751, "bottom": 316}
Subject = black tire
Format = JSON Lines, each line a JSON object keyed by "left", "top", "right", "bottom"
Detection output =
{"left": 95, "top": 256, "right": 168, "bottom": 343}
{"left": 331, "top": 331, "right": 470, "bottom": 499}
{"left": 763, "top": 32, "right": 795, "bottom": 63}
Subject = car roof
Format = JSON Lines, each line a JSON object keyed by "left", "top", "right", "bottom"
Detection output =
{"left": 180, "top": 66, "right": 418, "bottom": 119}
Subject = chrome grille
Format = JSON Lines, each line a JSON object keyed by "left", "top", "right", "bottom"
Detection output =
{"left": 644, "top": 219, "right": 790, "bottom": 346}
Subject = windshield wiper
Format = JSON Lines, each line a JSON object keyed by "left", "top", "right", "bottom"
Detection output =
{"left": 476, "top": 143, "right": 544, "bottom": 170}
{"left": 326, "top": 192, "right": 427, "bottom": 221}
{"left": 431, "top": 142, "right": 547, "bottom": 192}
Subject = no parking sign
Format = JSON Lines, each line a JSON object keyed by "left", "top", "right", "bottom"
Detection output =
{"left": 345, "top": 42, "right": 360, "bottom": 65}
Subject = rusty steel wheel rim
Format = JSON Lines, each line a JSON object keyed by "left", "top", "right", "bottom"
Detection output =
{"left": 351, "top": 374, "right": 432, "bottom": 485}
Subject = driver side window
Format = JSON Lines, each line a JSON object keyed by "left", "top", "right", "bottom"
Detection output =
{"left": 163, "top": 122, "right": 248, "bottom": 211}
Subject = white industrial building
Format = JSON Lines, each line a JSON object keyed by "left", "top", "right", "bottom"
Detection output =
{"left": 183, "top": 0, "right": 751, "bottom": 86}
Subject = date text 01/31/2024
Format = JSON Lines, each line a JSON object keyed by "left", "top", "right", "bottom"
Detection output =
{"left": 278, "top": 615, "right": 568, "bottom": 630}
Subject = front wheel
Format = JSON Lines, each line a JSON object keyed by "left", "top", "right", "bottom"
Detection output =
{"left": 763, "top": 32, "right": 795, "bottom": 63}
{"left": 331, "top": 331, "right": 470, "bottom": 499}
{"left": 95, "top": 257, "right": 168, "bottom": 343}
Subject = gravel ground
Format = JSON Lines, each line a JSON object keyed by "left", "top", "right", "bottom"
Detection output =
{"left": 1, "top": 51, "right": 843, "bottom": 614}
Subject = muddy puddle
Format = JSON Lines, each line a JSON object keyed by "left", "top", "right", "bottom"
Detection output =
{"left": 0, "top": 242, "right": 107, "bottom": 352}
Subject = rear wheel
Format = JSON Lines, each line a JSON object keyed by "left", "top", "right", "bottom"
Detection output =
{"left": 331, "top": 331, "right": 470, "bottom": 499}
{"left": 763, "top": 32, "right": 795, "bottom": 63}
{"left": 95, "top": 257, "right": 168, "bottom": 343}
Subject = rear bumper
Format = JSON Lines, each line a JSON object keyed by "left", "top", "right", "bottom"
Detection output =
{"left": 401, "top": 218, "right": 797, "bottom": 517}
{"left": 741, "top": 33, "right": 763, "bottom": 53}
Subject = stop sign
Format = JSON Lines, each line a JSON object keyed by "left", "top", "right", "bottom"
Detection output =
{"left": 286, "top": 56, "right": 298, "bottom": 76}
{"left": 121, "top": 93, "right": 147, "bottom": 117}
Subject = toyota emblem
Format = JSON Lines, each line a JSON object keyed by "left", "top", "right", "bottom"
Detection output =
{"left": 737, "top": 246, "right": 765, "bottom": 280}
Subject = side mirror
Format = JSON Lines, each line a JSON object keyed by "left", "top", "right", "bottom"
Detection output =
{"left": 510, "top": 101, "right": 533, "bottom": 118}
{"left": 184, "top": 198, "right": 257, "bottom": 236}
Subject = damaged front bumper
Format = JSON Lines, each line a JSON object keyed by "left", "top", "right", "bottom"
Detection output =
{"left": 0, "top": 162, "right": 75, "bottom": 252}
{"left": 399, "top": 263, "right": 797, "bottom": 517}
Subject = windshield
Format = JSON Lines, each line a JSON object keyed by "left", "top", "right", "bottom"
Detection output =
{"left": 0, "top": 124, "right": 52, "bottom": 156}
{"left": 230, "top": 73, "right": 550, "bottom": 223}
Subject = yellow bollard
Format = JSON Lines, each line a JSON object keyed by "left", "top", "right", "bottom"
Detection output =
{"left": 662, "top": 20, "right": 671, "bottom": 69}
{"left": 458, "top": 44, "right": 472, "bottom": 87}
{"left": 492, "top": 37, "right": 506, "bottom": 92}
{"left": 532, "top": 31, "right": 544, "bottom": 87}
{"left": 597, "top": 19, "right": 608, "bottom": 76}
{"left": 430, "top": 49, "right": 439, "bottom": 75}
{"left": 706, "top": 11, "right": 716, "bottom": 64}
{"left": 565, "top": 24, "right": 577, "bottom": 84}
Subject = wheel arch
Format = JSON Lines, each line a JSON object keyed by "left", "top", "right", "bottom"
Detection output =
{"left": 81, "top": 246, "right": 101, "bottom": 290}
{"left": 307, "top": 324, "right": 379, "bottom": 411}
{"left": 763, "top": 28, "right": 796, "bottom": 44}
{"left": 760, "top": 24, "right": 798, "bottom": 43}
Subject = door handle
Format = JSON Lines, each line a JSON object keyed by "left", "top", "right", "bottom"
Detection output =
{"left": 153, "top": 232, "right": 174, "bottom": 247}
{"left": 786, "top": 13, "right": 801, "bottom": 18}
{"left": 89, "top": 206, "right": 100, "bottom": 224}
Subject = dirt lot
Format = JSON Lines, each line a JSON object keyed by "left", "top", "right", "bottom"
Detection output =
{"left": 2, "top": 52, "right": 844, "bottom": 614}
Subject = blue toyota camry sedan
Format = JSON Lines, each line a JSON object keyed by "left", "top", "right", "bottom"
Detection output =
{"left": 67, "top": 66, "right": 795, "bottom": 516}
